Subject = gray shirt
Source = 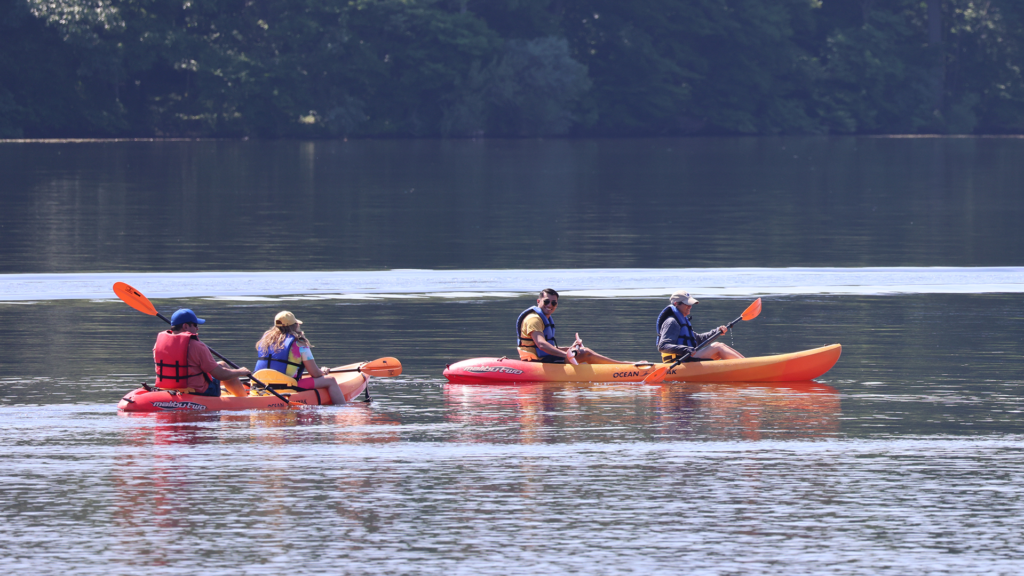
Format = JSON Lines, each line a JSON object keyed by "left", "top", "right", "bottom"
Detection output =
{"left": 658, "top": 316, "right": 718, "bottom": 355}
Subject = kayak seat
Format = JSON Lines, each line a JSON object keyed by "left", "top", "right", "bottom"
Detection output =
{"left": 248, "top": 369, "right": 302, "bottom": 395}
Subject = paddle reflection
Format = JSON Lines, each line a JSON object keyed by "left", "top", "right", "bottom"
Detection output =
{"left": 444, "top": 381, "right": 840, "bottom": 442}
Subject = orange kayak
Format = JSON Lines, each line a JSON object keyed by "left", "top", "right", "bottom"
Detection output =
{"left": 443, "top": 344, "right": 842, "bottom": 384}
{"left": 118, "top": 371, "right": 368, "bottom": 412}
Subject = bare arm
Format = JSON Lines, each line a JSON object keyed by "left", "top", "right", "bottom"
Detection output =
{"left": 194, "top": 342, "right": 248, "bottom": 380}
{"left": 210, "top": 362, "right": 249, "bottom": 380}
{"left": 303, "top": 358, "right": 324, "bottom": 378}
{"left": 531, "top": 331, "right": 567, "bottom": 358}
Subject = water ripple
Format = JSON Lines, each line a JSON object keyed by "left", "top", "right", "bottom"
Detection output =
{"left": 3, "top": 406, "right": 1024, "bottom": 574}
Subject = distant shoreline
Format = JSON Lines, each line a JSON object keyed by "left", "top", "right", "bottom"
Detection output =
{"left": 5, "top": 134, "right": 1024, "bottom": 144}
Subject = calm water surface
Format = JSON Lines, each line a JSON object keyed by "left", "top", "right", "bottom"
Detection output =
{"left": 3, "top": 294, "right": 1024, "bottom": 574}
{"left": 2, "top": 137, "right": 1024, "bottom": 272}
{"left": 2, "top": 138, "right": 1024, "bottom": 574}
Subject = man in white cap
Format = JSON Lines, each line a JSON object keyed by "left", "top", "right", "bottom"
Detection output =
{"left": 656, "top": 291, "right": 744, "bottom": 362}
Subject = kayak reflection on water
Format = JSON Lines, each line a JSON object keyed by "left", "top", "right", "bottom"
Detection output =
{"left": 117, "top": 408, "right": 401, "bottom": 446}
{"left": 444, "top": 381, "right": 841, "bottom": 442}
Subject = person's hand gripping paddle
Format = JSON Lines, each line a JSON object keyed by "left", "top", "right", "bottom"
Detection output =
{"left": 642, "top": 298, "right": 762, "bottom": 384}
{"left": 113, "top": 281, "right": 290, "bottom": 404}
{"left": 566, "top": 333, "right": 583, "bottom": 366}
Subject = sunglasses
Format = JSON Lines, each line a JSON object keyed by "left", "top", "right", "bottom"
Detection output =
{"left": 542, "top": 299, "right": 558, "bottom": 306}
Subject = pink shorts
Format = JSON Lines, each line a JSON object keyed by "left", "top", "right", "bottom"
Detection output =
{"left": 295, "top": 377, "right": 317, "bottom": 390}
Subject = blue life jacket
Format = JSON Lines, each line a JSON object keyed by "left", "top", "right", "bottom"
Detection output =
{"left": 656, "top": 305, "right": 697, "bottom": 353}
{"left": 255, "top": 335, "right": 305, "bottom": 379}
{"left": 517, "top": 306, "right": 557, "bottom": 359}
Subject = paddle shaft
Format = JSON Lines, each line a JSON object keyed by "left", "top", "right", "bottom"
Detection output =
{"left": 665, "top": 312, "right": 745, "bottom": 370}
{"left": 327, "top": 366, "right": 363, "bottom": 373}
{"left": 154, "top": 313, "right": 289, "bottom": 404}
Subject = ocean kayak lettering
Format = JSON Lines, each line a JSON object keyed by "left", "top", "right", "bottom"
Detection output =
{"left": 463, "top": 366, "right": 525, "bottom": 375}
{"left": 152, "top": 401, "right": 207, "bottom": 411}
{"left": 612, "top": 371, "right": 641, "bottom": 378}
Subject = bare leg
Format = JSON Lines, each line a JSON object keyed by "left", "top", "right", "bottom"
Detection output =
{"left": 213, "top": 362, "right": 249, "bottom": 397}
{"left": 692, "top": 342, "right": 744, "bottom": 360}
{"left": 312, "top": 376, "right": 345, "bottom": 405}
{"left": 576, "top": 348, "right": 631, "bottom": 365}
{"left": 221, "top": 377, "right": 248, "bottom": 397}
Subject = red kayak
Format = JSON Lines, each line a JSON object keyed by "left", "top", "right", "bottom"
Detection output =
{"left": 118, "top": 371, "right": 369, "bottom": 412}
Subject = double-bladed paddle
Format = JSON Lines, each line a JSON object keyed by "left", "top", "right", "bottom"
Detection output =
{"left": 642, "top": 298, "right": 762, "bottom": 384}
{"left": 327, "top": 357, "right": 402, "bottom": 378}
{"left": 325, "top": 358, "right": 403, "bottom": 402}
{"left": 113, "top": 281, "right": 291, "bottom": 404}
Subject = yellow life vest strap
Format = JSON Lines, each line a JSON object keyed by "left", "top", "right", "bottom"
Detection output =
{"left": 156, "top": 387, "right": 197, "bottom": 394}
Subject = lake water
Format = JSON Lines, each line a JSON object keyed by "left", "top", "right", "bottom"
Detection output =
{"left": 2, "top": 137, "right": 1024, "bottom": 575}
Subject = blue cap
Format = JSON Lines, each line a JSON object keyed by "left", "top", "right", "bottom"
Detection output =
{"left": 170, "top": 309, "right": 206, "bottom": 326}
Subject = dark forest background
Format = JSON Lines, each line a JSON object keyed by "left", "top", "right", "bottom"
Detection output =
{"left": 2, "top": 0, "right": 1022, "bottom": 138}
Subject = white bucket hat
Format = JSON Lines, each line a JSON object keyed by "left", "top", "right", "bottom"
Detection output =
{"left": 669, "top": 291, "right": 698, "bottom": 305}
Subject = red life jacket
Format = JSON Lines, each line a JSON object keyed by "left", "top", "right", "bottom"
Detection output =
{"left": 153, "top": 330, "right": 209, "bottom": 389}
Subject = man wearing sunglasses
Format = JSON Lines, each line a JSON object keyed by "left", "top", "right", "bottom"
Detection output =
{"left": 516, "top": 288, "right": 625, "bottom": 364}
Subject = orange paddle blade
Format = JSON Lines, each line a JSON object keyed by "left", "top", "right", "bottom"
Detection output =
{"left": 741, "top": 298, "right": 762, "bottom": 321}
{"left": 360, "top": 357, "right": 402, "bottom": 377}
{"left": 329, "top": 357, "right": 402, "bottom": 377}
{"left": 641, "top": 365, "right": 670, "bottom": 384}
{"left": 113, "top": 282, "right": 158, "bottom": 316}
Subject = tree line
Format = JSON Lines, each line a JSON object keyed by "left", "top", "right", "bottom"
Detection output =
{"left": 1, "top": 0, "right": 1022, "bottom": 138}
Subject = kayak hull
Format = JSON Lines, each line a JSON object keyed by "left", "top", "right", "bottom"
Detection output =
{"left": 443, "top": 344, "right": 842, "bottom": 384}
{"left": 118, "top": 371, "right": 369, "bottom": 413}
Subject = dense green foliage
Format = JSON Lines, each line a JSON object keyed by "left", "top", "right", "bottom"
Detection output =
{"left": 1, "top": 0, "right": 1022, "bottom": 137}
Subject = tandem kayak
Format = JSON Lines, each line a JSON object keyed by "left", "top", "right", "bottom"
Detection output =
{"left": 443, "top": 344, "right": 842, "bottom": 384}
{"left": 118, "top": 371, "right": 369, "bottom": 413}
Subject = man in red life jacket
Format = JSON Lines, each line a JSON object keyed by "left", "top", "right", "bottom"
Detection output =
{"left": 152, "top": 309, "right": 249, "bottom": 397}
